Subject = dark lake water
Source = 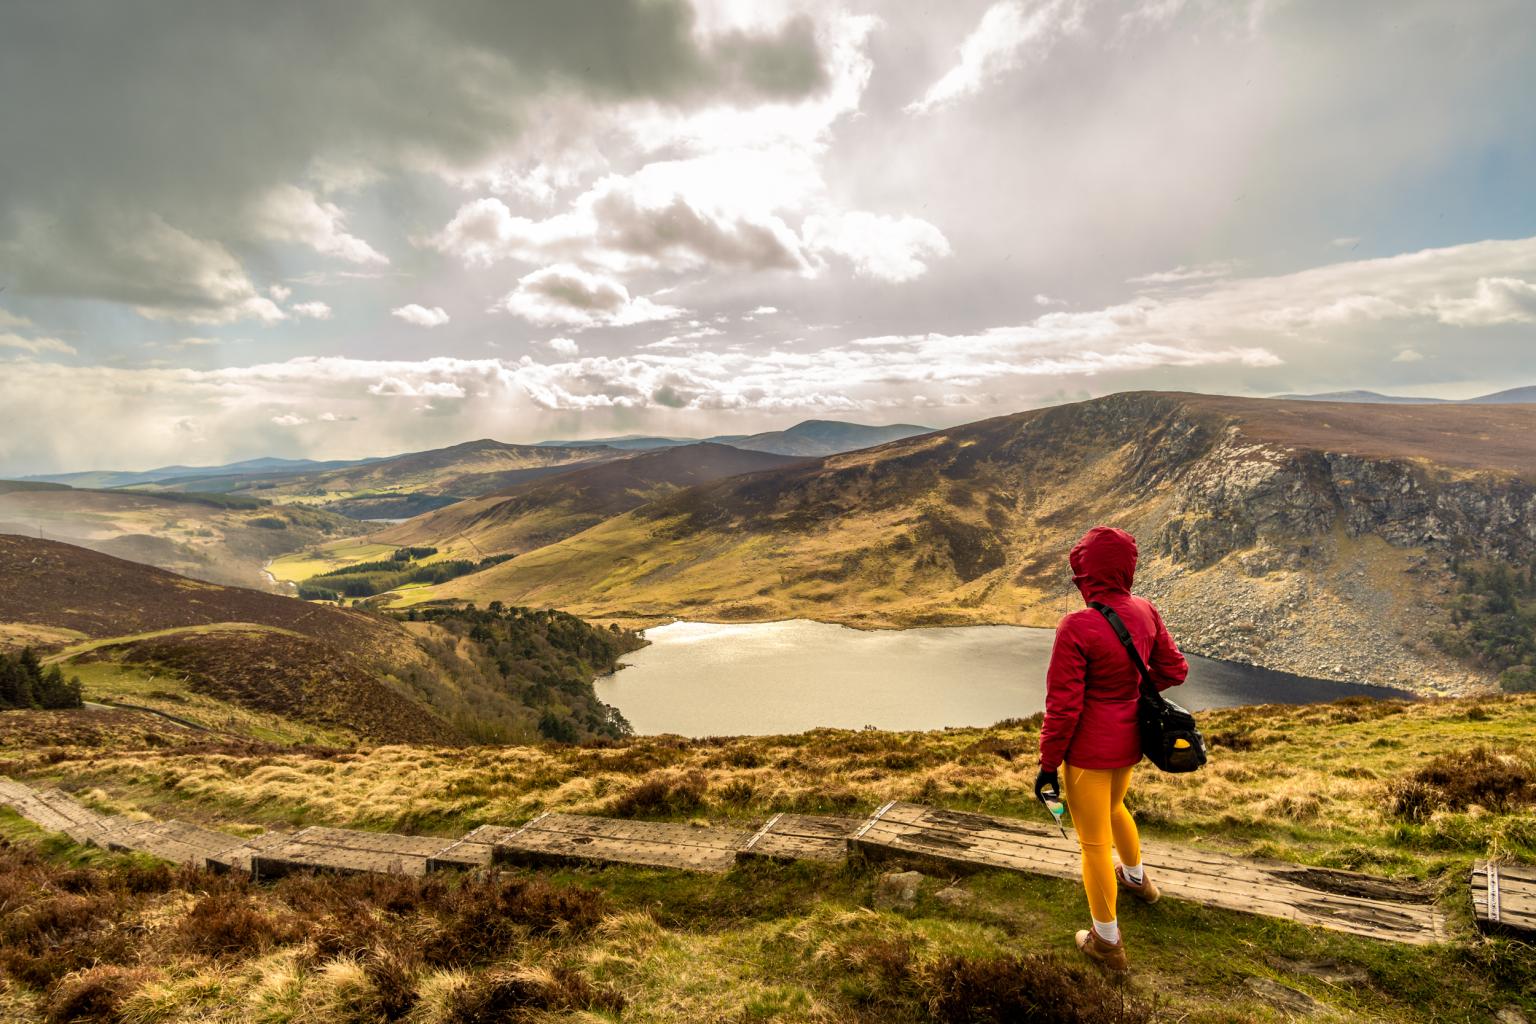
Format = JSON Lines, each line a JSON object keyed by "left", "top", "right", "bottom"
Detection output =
{"left": 594, "top": 620, "right": 1412, "bottom": 737}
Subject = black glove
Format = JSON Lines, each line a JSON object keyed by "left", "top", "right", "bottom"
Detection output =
{"left": 1034, "top": 768, "right": 1060, "bottom": 803}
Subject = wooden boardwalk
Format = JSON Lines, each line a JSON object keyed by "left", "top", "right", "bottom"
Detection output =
{"left": 850, "top": 802, "right": 1447, "bottom": 945}
{"left": 739, "top": 813, "right": 861, "bottom": 864}
{"left": 248, "top": 826, "right": 456, "bottom": 880}
{"left": 490, "top": 812, "right": 753, "bottom": 873}
{"left": 1471, "top": 860, "right": 1536, "bottom": 937}
{"left": 0, "top": 776, "right": 1476, "bottom": 946}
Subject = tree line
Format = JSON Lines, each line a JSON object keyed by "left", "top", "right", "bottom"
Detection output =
{"left": 0, "top": 649, "right": 84, "bottom": 710}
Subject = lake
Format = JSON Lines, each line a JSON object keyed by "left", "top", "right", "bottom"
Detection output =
{"left": 594, "top": 619, "right": 1412, "bottom": 737}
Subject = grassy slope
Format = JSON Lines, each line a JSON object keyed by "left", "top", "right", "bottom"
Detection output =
{"left": 393, "top": 393, "right": 1534, "bottom": 695}
{"left": 0, "top": 694, "right": 1532, "bottom": 1022}
{"left": 372, "top": 443, "right": 810, "bottom": 561}
{"left": 0, "top": 490, "right": 368, "bottom": 590}
{"left": 216, "top": 439, "right": 619, "bottom": 505}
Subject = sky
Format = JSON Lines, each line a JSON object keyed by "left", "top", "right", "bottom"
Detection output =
{"left": 2, "top": 0, "right": 1535, "bottom": 475}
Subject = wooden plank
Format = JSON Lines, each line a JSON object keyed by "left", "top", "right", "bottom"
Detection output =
{"left": 738, "top": 814, "right": 861, "bottom": 864}
{"left": 1472, "top": 861, "right": 1536, "bottom": 937}
{"left": 853, "top": 803, "right": 1446, "bottom": 946}
{"left": 208, "top": 831, "right": 292, "bottom": 874}
{"left": 246, "top": 826, "right": 454, "bottom": 880}
{"left": 293, "top": 826, "right": 455, "bottom": 859}
{"left": 100, "top": 819, "right": 248, "bottom": 868}
{"left": 492, "top": 813, "right": 752, "bottom": 874}
{"left": 427, "top": 825, "right": 524, "bottom": 872}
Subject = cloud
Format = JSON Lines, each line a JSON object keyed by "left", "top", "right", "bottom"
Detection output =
{"left": 318, "top": 411, "right": 356, "bottom": 422}
{"left": 1331, "top": 236, "right": 1362, "bottom": 249}
{"left": 7, "top": 229, "right": 1536, "bottom": 473}
{"left": 498, "top": 264, "right": 683, "bottom": 328}
{"left": 430, "top": 154, "right": 818, "bottom": 276}
{"left": 368, "top": 376, "right": 469, "bottom": 399}
{"left": 268, "top": 284, "right": 292, "bottom": 303}
{"left": 290, "top": 301, "right": 333, "bottom": 320}
{"left": 1127, "top": 261, "right": 1240, "bottom": 286}
{"left": 391, "top": 303, "right": 451, "bottom": 328}
{"left": 548, "top": 337, "right": 580, "bottom": 357}
{"left": 907, "top": 0, "right": 1083, "bottom": 114}
{"left": 1393, "top": 348, "right": 1424, "bottom": 363}
{"left": 0, "top": 332, "right": 76, "bottom": 356}
{"left": 250, "top": 186, "right": 388, "bottom": 266}
{"left": 801, "top": 211, "right": 952, "bottom": 283}
{"left": 1035, "top": 293, "right": 1062, "bottom": 306}
{"left": 3, "top": 207, "right": 287, "bottom": 325}
{"left": 0, "top": 1, "right": 830, "bottom": 319}
{"left": 0, "top": 308, "right": 34, "bottom": 330}
{"left": 750, "top": 305, "right": 779, "bottom": 315}
{"left": 270, "top": 413, "right": 308, "bottom": 426}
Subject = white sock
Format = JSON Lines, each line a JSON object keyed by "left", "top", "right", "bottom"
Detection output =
{"left": 1122, "top": 862, "right": 1144, "bottom": 884}
{"left": 1092, "top": 917, "right": 1120, "bottom": 944}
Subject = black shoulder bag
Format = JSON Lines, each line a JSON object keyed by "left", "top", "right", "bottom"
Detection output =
{"left": 1089, "top": 601, "right": 1207, "bottom": 774}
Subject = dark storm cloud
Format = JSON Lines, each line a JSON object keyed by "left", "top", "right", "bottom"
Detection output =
{"left": 0, "top": 0, "right": 828, "bottom": 316}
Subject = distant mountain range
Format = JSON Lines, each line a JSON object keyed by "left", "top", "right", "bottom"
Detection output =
{"left": 23, "top": 455, "right": 379, "bottom": 490}
{"left": 16, "top": 418, "right": 934, "bottom": 510}
{"left": 532, "top": 419, "right": 931, "bottom": 457}
{"left": 1273, "top": 385, "right": 1536, "bottom": 404}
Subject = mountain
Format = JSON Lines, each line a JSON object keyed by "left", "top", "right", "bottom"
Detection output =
{"left": 0, "top": 484, "right": 368, "bottom": 589}
{"left": 155, "top": 438, "right": 626, "bottom": 519}
{"left": 22, "top": 455, "right": 377, "bottom": 490}
{"left": 396, "top": 392, "right": 1536, "bottom": 694}
{"left": 727, "top": 419, "right": 934, "bottom": 457}
{"left": 533, "top": 434, "right": 705, "bottom": 450}
{"left": 1272, "top": 389, "right": 1449, "bottom": 404}
{"left": 1466, "top": 385, "right": 1536, "bottom": 403}
{"left": 369, "top": 442, "right": 808, "bottom": 562}
{"left": 0, "top": 535, "right": 640, "bottom": 745}
{"left": 530, "top": 421, "right": 931, "bottom": 456}
{"left": 1275, "top": 385, "right": 1536, "bottom": 404}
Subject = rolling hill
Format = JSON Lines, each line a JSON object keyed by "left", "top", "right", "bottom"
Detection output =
{"left": 371, "top": 443, "right": 809, "bottom": 559}
{"left": 0, "top": 483, "right": 368, "bottom": 590}
{"left": 155, "top": 438, "right": 625, "bottom": 519}
{"left": 1276, "top": 384, "right": 1536, "bottom": 404}
{"left": 0, "top": 535, "right": 640, "bottom": 745}
{"left": 727, "top": 419, "right": 933, "bottom": 456}
{"left": 395, "top": 392, "right": 1536, "bottom": 695}
{"left": 19, "top": 455, "right": 377, "bottom": 490}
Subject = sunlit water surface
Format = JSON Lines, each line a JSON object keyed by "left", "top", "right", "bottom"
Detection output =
{"left": 594, "top": 619, "right": 1411, "bottom": 737}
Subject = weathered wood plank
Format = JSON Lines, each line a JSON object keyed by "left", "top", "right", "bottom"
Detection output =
{"left": 852, "top": 803, "right": 1446, "bottom": 945}
{"left": 427, "top": 825, "right": 524, "bottom": 872}
{"left": 246, "top": 827, "right": 454, "bottom": 880}
{"left": 1471, "top": 861, "right": 1536, "bottom": 937}
{"left": 738, "top": 814, "right": 861, "bottom": 863}
{"left": 492, "top": 813, "right": 752, "bottom": 874}
{"left": 1, "top": 783, "right": 122, "bottom": 844}
{"left": 100, "top": 819, "right": 248, "bottom": 868}
{"left": 208, "top": 831, "right": 292, "bottom": 874}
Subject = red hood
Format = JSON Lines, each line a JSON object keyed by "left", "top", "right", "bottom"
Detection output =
{"left": 1069, "top": 526, "right": 1138, "bottom": 602}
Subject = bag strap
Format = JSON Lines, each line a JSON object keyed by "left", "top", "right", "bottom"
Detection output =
{"left": 1088, "top": 601, "right": 1164, "bottom": 706}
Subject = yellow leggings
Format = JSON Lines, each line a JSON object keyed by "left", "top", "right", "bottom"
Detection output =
{"left": 1062, "top": 764, "right": 1141, "bottom": 923}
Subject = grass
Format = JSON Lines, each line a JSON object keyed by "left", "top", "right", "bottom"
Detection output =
{"left": 40, "top": 621, "right": 305, "bottom": 663}
{"left": 0, "top": 694, "right": 1532, "bottom": 1021}
{"left": 266, "top": 540, "right": 401, "bottom": 584}
{"left": 61, "top": 655, "right": 357, "bottom": 746}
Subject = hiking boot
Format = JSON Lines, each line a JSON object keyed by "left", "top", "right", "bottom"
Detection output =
{"left": 1075, "top": 927, "right": 1129, "bottom": 973}
{"left": 1116, "top": 865, "right": 1160, "bottom": 904}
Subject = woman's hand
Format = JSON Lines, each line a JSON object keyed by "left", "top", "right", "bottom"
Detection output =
{"left": 1034, "top": 767, "right": 1060, "bottom": 802}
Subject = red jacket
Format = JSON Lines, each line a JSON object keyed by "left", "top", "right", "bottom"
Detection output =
{"left": 1038, "top": 527, "right": 1188, "bottom": 772}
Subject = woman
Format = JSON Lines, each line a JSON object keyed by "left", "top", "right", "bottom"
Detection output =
{"left": 1034, "top": 526, "right": 1188, "bottom": 972}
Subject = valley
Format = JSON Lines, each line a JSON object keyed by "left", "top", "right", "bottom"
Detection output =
{"left": 367, "top": 392, "right": 1536, "bottom": 696}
